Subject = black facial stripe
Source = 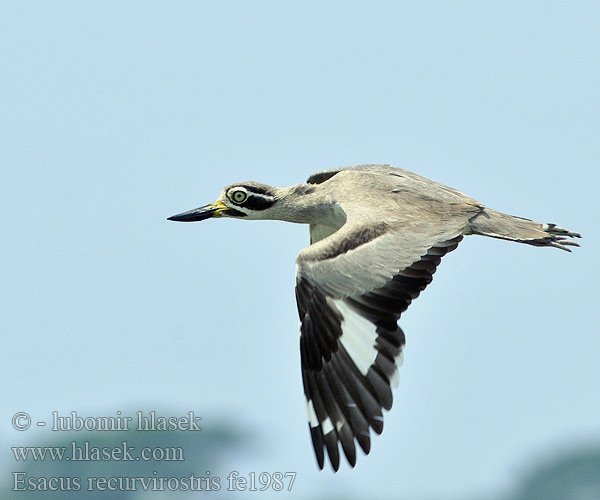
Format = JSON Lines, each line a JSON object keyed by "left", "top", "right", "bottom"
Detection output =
{"left": 242, "top": 193, "right": 276, "bottom": 211}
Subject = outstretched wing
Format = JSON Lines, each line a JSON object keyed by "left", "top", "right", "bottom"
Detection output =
{"left": 296, "top": 166, "right": 483, "bottom": 470}
{"left": 296, "top": 234, "right": 463, "bottom": 471}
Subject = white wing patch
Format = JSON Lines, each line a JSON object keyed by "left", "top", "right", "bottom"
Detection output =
{"left": 321, "top": 417, "right": 334, "bottom": 435}
{"left": 306, "top": 398, "right": 319, "bottom": 428}
{"left": 390, "top": 351, "right": 404, "bottom": 388}
{"left": 332, "top": 299, "right": 379, "bottom": 377}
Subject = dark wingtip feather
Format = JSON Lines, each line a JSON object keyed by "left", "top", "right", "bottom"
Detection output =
{"left": 309, "top": 424, "right": 325, "bottom": 470}
{"left": 356, "top": 432, "right": 371, "bottom": 454}
{"left": 371, "top": 415, "right": 384, "bottom": 435}
{"left": 324, "top": 432, "right": 340, "bottom": 471}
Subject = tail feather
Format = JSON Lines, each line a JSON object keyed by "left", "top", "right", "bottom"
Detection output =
{"left": 467, "top": 208, "right": 581, "bottom": 252}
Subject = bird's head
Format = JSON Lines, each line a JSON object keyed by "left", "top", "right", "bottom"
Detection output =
{"left": 168, "top": 182, "right": 279, "bottom": 222}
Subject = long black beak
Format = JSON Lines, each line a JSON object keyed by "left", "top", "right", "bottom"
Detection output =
{"left": 167, "top": 203, "right": 221, "bottom": 222}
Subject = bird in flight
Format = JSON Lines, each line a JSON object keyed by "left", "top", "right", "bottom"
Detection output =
{"left": 168, "top": 164, "right": 580, "bottom": 471}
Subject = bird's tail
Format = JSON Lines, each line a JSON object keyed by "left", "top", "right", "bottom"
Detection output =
{"left": 467, "top": 208, "right": 581, "bottom": 251}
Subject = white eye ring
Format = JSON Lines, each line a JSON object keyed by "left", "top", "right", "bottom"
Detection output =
{"left": 229, "top": 189, "right": 248, "bottom": 204}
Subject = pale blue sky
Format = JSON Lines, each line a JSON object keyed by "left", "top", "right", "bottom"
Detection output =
{"left": 1, "top": 2, "right": 599, "bottom": 498}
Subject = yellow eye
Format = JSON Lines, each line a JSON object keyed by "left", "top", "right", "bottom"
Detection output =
{"left": 230, "top": 189, "right": 248, "bottom": 204}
